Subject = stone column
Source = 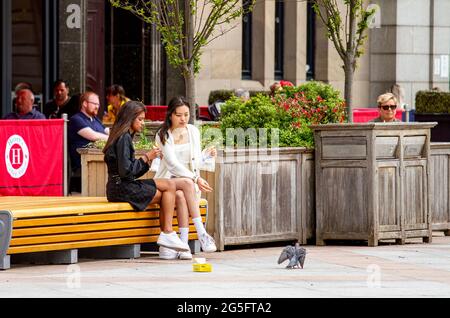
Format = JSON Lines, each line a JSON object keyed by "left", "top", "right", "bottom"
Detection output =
{"left": 251, "top": 0, "right": 275, "bottom": 87}
{"left": 430, "top": 0, "right": 450, "bottom": 91}
{"left": 369, "top": 0, "right": 398, "bottom": 105}
{"left": 59, "top": 0, "right": 86, "bottom": 95}
{"left": 370, "top": 0, "right": 449, "bottom": 109}
{"left": 284, "top": 0, "right": 307, "bottom": 85}
{"left": 1, "top": 0, "right": 12, "bottom": 115}
{"left": 149, "top": 24, "right": 162, "bottom": 105}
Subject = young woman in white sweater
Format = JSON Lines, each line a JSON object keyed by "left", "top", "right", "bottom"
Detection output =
{"left": 153, "top": 96, "right": 217, "bottom": 259}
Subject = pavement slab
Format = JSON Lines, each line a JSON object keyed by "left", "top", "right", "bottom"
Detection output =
{"left": 1, "top": 234, "right": 450, "bottom": 298}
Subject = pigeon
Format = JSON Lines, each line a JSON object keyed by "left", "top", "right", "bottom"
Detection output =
{"left": 277, "top": 243, "right": 306, "bottom": 269}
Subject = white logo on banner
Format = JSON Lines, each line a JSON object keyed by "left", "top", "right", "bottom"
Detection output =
{"left": 5, "top": 135, "right": 30, "bottom": 179}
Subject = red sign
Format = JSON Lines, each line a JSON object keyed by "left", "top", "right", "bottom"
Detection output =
{"left": 0, "top": 120, "right": 64, "bottom": 196}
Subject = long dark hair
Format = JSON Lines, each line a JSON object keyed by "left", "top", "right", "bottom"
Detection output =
{"left": 103, "top": 100, "right": 146, "bottom": 153}
{"left": 158, "top": 96, "right": 190, "bottom": 145}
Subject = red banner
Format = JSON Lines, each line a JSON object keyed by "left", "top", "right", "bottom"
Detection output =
{"left": 0, "top": 120, "right": 64, "bottom": 196}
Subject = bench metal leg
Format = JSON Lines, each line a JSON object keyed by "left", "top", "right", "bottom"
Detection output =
{"left": 189, "top": 240, "right": 201, "bottom": 254}
{"left": 80, "top": 244, "right": 141, "bottom": 259}
{"left": 0, "top": 255, "right": 11, "bottom": 270}
{"left": 0, "top": 211, "right": 13, "bottom": 263}
{"left": 13, "top": 249, "right": 78, "bottom": 265}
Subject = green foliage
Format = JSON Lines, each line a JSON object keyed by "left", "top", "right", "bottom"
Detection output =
{"left": 208, "top": 90, "right": 235, "bottom": 105}
{"left": 219, "top": 82, "right": 347, "bottom": 148}
{"left": 208, "top": 90, "right": 270, "bottom": 105}
{"left": 134, "top": 123, "right": 154, "bottom": 150}
{"left": 109, "top": 0, "right": 255, "bottom": 79}
{"left": 416, "top": 91, "right": 450, "bottom": 114}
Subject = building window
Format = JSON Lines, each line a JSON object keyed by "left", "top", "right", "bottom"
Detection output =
{"left": 306, "top": 0, "right": 316, "bottom": 80}
{"left": 274, "top": 0, "right": 284, "bottom": 80}
{"left": 242, "top": 0, "right": 252, "bottom": 80}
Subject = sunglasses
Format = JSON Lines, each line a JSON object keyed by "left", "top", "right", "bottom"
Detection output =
{"left": 379, "top": 105, "right": 397, "bottom": 111}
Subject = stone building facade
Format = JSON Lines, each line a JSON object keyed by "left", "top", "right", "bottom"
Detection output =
{"left": 1, "top": 0, "right": 449, "bottom": 118}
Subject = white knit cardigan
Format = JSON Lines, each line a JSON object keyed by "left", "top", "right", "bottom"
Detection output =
{"left": 151, "top": 124, "right": 214, "bottom": 179}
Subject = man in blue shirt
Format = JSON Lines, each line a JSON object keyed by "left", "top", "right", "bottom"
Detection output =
{"left": 68, "top": 92, "right": 109, "bottom": 191}
{"left": 3, "top": 89, "right": 45, "bottom": 120}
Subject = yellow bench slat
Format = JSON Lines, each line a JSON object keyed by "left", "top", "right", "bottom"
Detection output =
{"left": 12, "top": 217, "right": 206, "bottom": 238}
{"left": 12, "top": 220, "right": 157, "bottom": 237}
{"left": 10, "top": 225, "right": 198, "bottom": 246}
{"left": 13, "top": 211, "right": 158, "bottom": 228}
{"left": 7, "top": 236, "right": 155, "bottom": 254}
{"left": 7, "top": 231, "right": 200, "bottom": 255}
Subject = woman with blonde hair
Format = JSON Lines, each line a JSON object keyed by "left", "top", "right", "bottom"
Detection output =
{"left": 370, "top": 93, "right": 401, "bottom": 123}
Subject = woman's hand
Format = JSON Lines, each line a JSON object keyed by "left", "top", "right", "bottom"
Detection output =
{"left": 204, "top": 146, "right": 217, "bottom": 159}
{"left": 207, "top": 147, "right": 217, "bottom": 158}
{"left": 145, "top": 147, "right": 161, "bottom": 162}
{"left": 197, "top": 177, "right": 213, "bottom": 192}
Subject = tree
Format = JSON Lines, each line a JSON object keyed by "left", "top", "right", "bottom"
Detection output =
{"left": 312, "top": 0, "right": 376, "bottom": 121}
{"left": 109, "top": 0, "right": 255, "bottom": 122}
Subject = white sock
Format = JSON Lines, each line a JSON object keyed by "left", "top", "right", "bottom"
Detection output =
{"left": 192, "top": 217, "right": 207, "bottom": 236}
{"left": 179, "top": 227, "right": 190, "bottom": 244}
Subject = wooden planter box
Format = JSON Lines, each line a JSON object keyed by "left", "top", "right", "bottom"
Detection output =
{"left": 312, "top": 123, "right": 436, "bottom": 246}
{"left": 78, "top": 148, "right": 155, "bottom": 197}
{"left": 430, "top": 143, "right": 450, "bottom": 235}
{"left": 212, "top": 147, "right": 315, "bottom": 251}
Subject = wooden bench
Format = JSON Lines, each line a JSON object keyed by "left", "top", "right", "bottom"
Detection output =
{"left": 0, "top": 196, "right": 207, "bottom": 270}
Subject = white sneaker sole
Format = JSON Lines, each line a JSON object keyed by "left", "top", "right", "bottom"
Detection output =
{"left": 157, "top": 240, "right": 190, "bottom": 252}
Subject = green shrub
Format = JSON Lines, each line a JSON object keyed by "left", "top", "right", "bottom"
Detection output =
{"left": 218, "top": 81, "right": 346, "bottom": 148}
{"left": 208, "top": 89, "right": 270, "bottom": 105}
{"left": 416, "top": 90, "right": 450, "bottom": 113}
{"left": 208, "top": 90, "right": 234, "bottom": 105}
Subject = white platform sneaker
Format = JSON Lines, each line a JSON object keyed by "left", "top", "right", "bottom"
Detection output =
{"left": 157, "top": 231, "right": 190, "bottom": 252}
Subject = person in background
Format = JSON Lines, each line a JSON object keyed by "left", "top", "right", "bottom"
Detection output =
{"left": 234, "top": 88, "right": 250, "bottom": 102}
{"left": 44, "top": 80, "right": 79, "bottom": 119}
{"left": 103, "top": 84, "right": 130, "bottom": 124}
{"left": 270, "top": 82, "right": 282, "bottom": 96}
{"left": 390, "top": 84, "right": 405, "bottom": 110}
{"left": 153, "top": 96, "right": 217, "bottom": 260}
{"left": 103, "top": 100, "right": 190, "bottom": 252}
{"left": 370, "top": 93, "right": 401, "bottom": 123}
{"left": 68, "top": 92, "right": 110, "bottom": 192}
{"left": 3, "top": 88, "right": 45, "bottom": 120}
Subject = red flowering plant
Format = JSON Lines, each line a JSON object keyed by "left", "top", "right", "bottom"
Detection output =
{"left": 271, "top": 81, "right": 347, "bottom": 147}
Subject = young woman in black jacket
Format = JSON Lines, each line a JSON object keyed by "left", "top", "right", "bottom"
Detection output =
{"left": 103, "top": 100, "right": 189, "bottom": 252}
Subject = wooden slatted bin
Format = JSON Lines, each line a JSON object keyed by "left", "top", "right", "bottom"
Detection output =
{"left": 213, "top": 147, "right": 315, "bottom": 251}
{"left": 430, "top": 143, "right": 450, "bottom": 235}
{"left": 311, "top": 122, "right": 436, "bottom": 246}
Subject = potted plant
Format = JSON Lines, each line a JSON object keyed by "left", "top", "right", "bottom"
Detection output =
{"left": 414, "top": 90, "right": 450, "bottom": 142}
{"left": 204, "top": 81, "right": 346, "bottom": 250}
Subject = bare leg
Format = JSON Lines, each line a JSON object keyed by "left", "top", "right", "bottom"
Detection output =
{"left": 152, "top": 179, "right": 177, "bottom": 233}
{"left": 172, "top": 178, "right": 201, "bottom": 219}
{"left": 176, "top": 190, "right": 190, "bottom": 228}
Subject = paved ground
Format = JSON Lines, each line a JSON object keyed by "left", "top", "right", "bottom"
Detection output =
{"left": 1, "top": 233, "right": 450, "bottom": 298}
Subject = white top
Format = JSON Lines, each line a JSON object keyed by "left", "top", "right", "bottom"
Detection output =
{"left": 151, "top": 124, "right": 215, "bottom": 180}
{"left": 172, "top": 143, "right": 191, "bottom": 174}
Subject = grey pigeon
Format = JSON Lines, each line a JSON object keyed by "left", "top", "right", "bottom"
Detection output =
{"left": 277, "top": 243, "right": 306, "bottom": 269}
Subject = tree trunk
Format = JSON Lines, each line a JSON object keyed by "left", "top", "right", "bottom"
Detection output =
{"left": 184, "top": 70, "right": 196, "bottom": 124}
{"left": 344, "top": 59, "right": 355, "bottom": 122}
{"left": 184, "top": 0, "right": 196, "bottom": 124}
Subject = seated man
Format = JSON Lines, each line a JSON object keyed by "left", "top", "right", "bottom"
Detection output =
{"left": 44, "top": 80, "right": 79, "bottom": 119}
{"left": 3, "top": 89, "right": 45, "bottom": 119}
{"left": 68, "top": 92, "right": 109, "bottom": 191}
{"left": 370, "top": 93, "right": 401, "bottom": 123}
